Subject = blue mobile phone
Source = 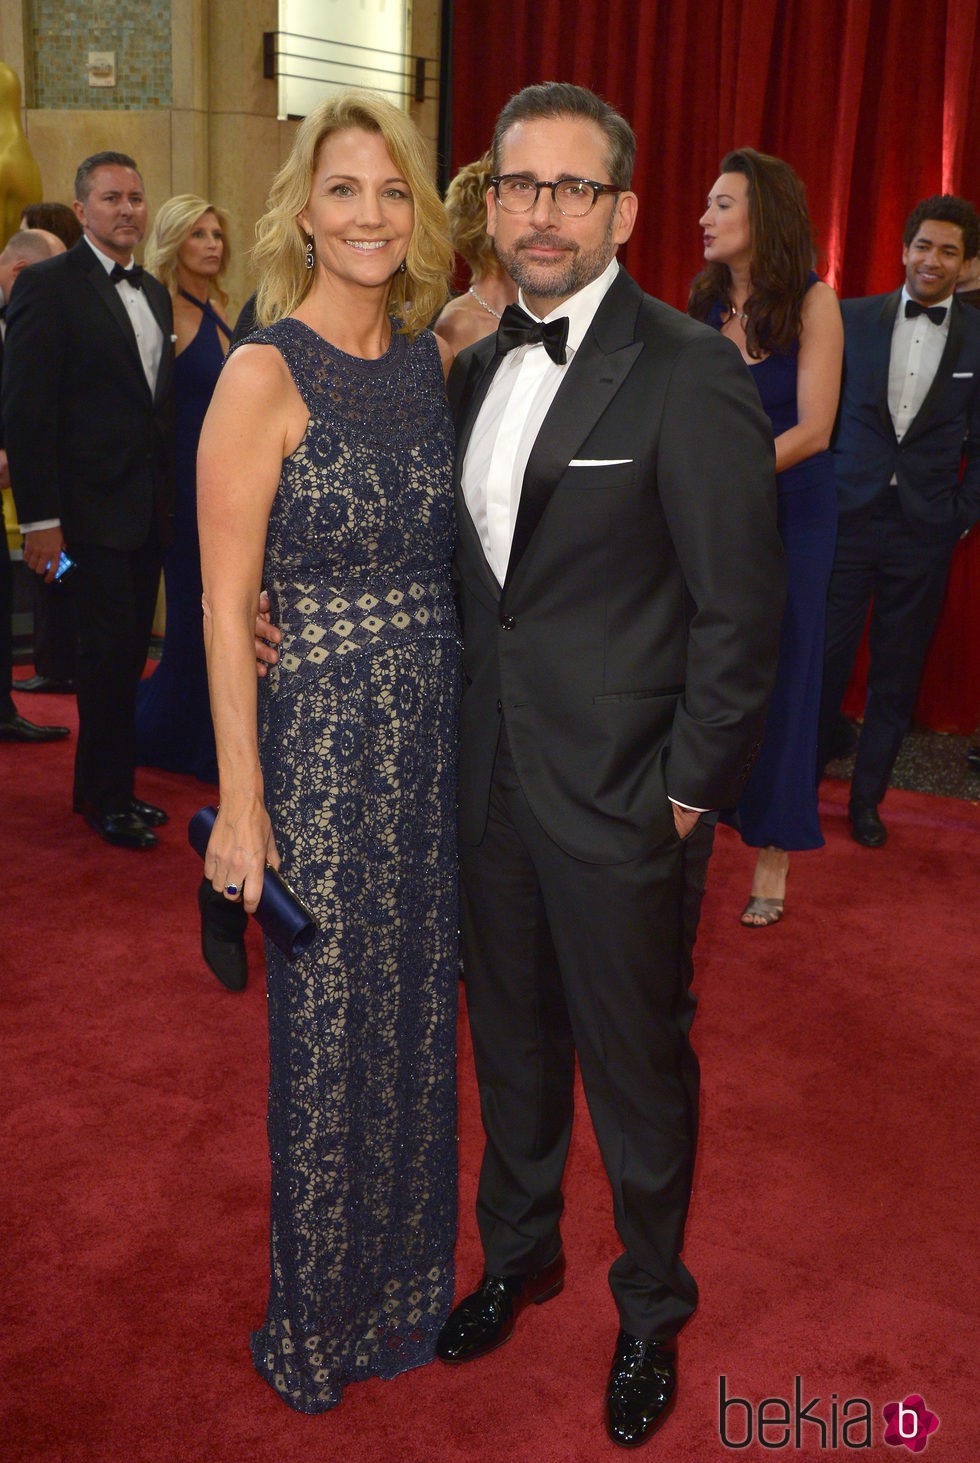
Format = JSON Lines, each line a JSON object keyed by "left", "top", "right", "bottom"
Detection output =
{"left": 53, "top": 551, "right": 77, "bottom": 584}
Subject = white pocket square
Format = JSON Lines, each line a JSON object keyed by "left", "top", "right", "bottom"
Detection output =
{"left": 953, "top": 371, "right": 974, "bottom": 378}
{"left": 568, "top": 458, "right": 633, "bottom": 466}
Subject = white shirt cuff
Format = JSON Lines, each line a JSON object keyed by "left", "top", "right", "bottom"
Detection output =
{"left": 668, "top": 797, "right": 710, "bottom": 814}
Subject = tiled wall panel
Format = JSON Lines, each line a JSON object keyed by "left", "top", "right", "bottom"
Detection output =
{"left": 30, "top": 0, "right": 172, "bottom": 108}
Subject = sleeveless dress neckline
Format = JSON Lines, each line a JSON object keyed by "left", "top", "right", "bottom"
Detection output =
{"left": 177, "top": 287, "right": 232, "bottom": 339}
{"left": 280, "top": 313, "right": 405, "bottom": 372}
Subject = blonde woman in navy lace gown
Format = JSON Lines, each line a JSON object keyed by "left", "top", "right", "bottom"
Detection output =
{"left": 197, "top": 93, "right": 458, "bottom": 1413}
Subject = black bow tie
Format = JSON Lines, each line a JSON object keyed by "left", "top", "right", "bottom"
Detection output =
{"left": 110, "top": 262, "right": 143, "bottom": 289}
{"left": 905, "top": 299, "right": 947, "bottom": 324}
{"left": 496, "top": 304, "right": 569, "bottom": 365}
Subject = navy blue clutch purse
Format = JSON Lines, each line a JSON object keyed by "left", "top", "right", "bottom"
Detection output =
{"left": 188, "top": 805, "right": 318, "bottom": 960}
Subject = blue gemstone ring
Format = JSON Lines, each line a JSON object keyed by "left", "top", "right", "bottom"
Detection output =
{"left": 224, "top": 883, "right": 239, "bottom": 897}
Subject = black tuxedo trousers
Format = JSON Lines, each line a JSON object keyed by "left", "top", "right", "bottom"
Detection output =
{"left": 818, "top": 496, "right": 956, "bottom": 804}
{"left": 71, "top": 536, "right": 162, "bottom": 814}
{"left": 460, "top": 726, "right": 704, "bottom": 1339}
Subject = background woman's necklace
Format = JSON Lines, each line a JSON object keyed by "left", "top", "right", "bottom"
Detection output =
{"left": 468, "top": 285, "right": 501, "bottom": 319}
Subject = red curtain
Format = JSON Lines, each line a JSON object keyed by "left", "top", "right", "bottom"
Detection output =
{"left": 450, "top": 0, "right": 980, "bottom": 733}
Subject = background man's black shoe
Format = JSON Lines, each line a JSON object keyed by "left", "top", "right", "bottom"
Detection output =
{"left": 14, "top": 675, "right": 75, "bottom": 694}
{"left": 0, "top": 713, "right": 69, "bottom": 742}
{"left": 130, "top": 797, "right": 168, "bottom": 827}
{"left": 436, "top": 1250, "right": 565, "bottom": 1363}
{"left": 606, "top": 1330, "right": 677, "bottom": 1448}
{"left": 198, "top": 878, "right": 248, "bottom": 991}
{"left": 848, "top": 799, "right": 887, "bottom": 847}
{"left": 83, "top": 809, "right": 158, "bottom": 850}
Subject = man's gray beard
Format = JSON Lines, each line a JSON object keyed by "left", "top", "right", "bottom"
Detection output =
{"left": 494, "top": 212, "right": 617, "bottom": 303}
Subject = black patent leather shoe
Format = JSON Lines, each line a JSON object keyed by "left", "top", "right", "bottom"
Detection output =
{"left": 967, "top": 746, "right": 980, "bottom": 772}
{"left": 848, "top": 798, "right": 887, "bottom": 847}
{"left": 436, "top": 1249, "right": 565, "bottom": 1363}
{"left": 83, "top": 808, "right": 158, "bottom": 850}
{"left": 198, "top": 878, "right": 248, "bottom": 991}
{"left": 130, "top": 797, "right": 168, "bottom": 827}
{"left": 606, "top": 1329, "right": 677, "bottom": 1448}
{"left": 13, "top": 674, "right": 76, "bottom": 694}
{"left": 0, "top": 712, "right": 70, "bottom": 742}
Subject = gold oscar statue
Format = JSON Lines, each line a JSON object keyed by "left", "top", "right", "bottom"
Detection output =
{"left": 0, "top": 64, "right": 42, "bottom": 247}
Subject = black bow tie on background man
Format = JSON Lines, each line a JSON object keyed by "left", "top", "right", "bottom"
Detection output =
{"left": 905, "top": 299, "right": 947, "bottom": 324}
{"left": 110, "top": 262, "right": 143, "bottom": 289}
{"left": 496, "top": 303, "right": 569, "bottom": 365}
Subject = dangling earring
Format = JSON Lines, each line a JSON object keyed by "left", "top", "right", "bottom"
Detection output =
{"left": 305, "top": 234, "right": 315, "bottom": 270}
{"left": 399, "top": 259, "right": 407, "bottom": 274}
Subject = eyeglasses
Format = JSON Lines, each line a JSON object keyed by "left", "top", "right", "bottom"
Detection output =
{"left": 491, "top": 175, "right": 621, "bottom": 217}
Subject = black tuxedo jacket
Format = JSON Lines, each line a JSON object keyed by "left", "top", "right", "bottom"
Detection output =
{"left": 832, "top": 289, "right": 980, "bottom": 539}
{"left": 1, "top": 238, "right": 175, "bottom": 550}
{"left": 451, "top": 268, "right": 784, "bottom": 864}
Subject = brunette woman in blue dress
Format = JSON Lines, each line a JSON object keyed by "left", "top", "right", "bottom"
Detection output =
{"left": 690, "top": 149, "right": 843, "bottom": 925}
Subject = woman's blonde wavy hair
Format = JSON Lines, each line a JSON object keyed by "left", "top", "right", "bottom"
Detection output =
{"left": 144, "top": 194, "right": 231, "bottom": 307}
{"left": 253, "top": 91, "right": 452, "bottom": 337}
{"left": 444, "top": 153, "right": 498, "bottom": 279}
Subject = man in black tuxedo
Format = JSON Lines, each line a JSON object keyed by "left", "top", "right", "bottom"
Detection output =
{"left": 0, "top": 228, "right": 70, "bottom": 743}
{"left": 818, "top": 195, "right": 980, "bottom": 847}
{"left": 2, "top": 151, "right": 175, "bottom": 848}
{"left": 434, "top": 84, "right": 782, "bottom": 1448}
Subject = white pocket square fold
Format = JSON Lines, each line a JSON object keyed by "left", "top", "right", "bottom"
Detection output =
{"left": 952, "top": 372, "right": 974, "bottom": 378}
{"left": 568, "top": 458, "right": 633, "bottom": 466}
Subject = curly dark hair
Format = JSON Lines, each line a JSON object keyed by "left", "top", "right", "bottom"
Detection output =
{"left": 688, "top": 147, "right": 816, "bottom": 357}
{"left": 903, "top": 195, "right": 979, "bottom": 261}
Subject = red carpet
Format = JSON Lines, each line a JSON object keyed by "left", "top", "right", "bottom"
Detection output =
{"left": 2, "top": 685, "right": 977, "bottom": 1461}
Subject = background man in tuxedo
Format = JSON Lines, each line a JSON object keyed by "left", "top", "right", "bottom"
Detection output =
{"left": 818, "top": 194, "right": 980, "bottom": 847}
{"left": 0, "top": 228, "right": 69, "bottom": 743}
{"left": 2, "top": 151, "right": 175, "bottom": 848}
{"left": 436, "top": 84, "right": 783, "bottom": 1449}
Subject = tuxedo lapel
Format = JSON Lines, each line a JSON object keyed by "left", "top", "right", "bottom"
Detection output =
{"left": 452, "top": 340, "right": 506, "bottom": 602}
{"left": 144, "top": 277, "right": 174, "bottom": 407}
{"left": 453, "top": 339, "right": 503, "bottom": 483}
{"left": 874, "top": 291, "right": 900, "bottom": 437}
{"left": 904, "top": 297, "right": 965, "bottom": 445}
{"left": 503, "top": 272, "right": 642, "bottom": 594}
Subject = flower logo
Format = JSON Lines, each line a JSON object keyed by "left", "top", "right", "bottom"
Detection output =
{"left": 883, "top": 1394, "right": 940, "bottom": 1452}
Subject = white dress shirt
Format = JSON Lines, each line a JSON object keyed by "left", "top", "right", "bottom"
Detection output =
{"left": 888, "top": 285, "right": 951, "bottom": 442}
{"left": 462, "top": 257, "right": 620, "bottom": 584}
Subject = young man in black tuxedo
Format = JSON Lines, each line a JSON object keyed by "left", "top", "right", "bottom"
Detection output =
{"left": 818, "top": 195, "right": 980, "bottom": 846}
{"left": 2, "top": 152, "right": 175, "bottom": 848}
{"left": 0, "top": 228, "right": 70, "bottom": 744}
